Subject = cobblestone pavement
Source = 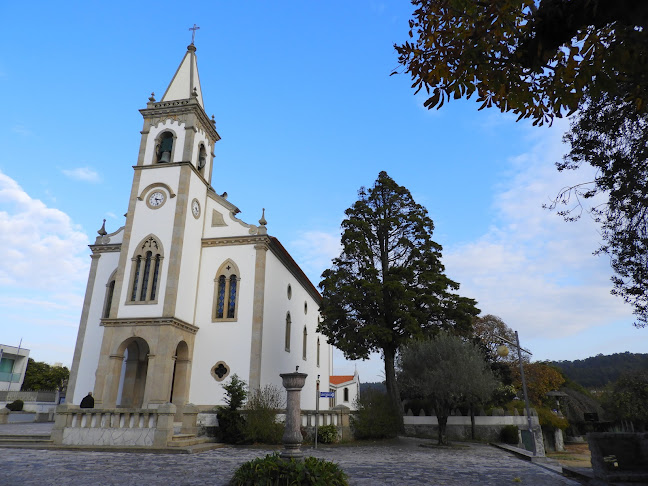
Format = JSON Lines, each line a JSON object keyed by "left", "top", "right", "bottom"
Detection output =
{"left": 0, "top": 436, "right": 581, "bottom": 486}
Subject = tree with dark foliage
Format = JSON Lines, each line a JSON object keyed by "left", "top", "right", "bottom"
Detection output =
{"left": 395, "top": 0, "right": 648, "bottom": 125}
{"left": 549, "top": 91, "right": 648, "bottom": 327}
{"left": 395, "top": 1, "right": 648, "bottom": 326}
{"left": 319, "top": 171, "right": 479, "bottom": 422}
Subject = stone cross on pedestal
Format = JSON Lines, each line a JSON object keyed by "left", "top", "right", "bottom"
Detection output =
{"left": 280, "top": 370, "right": 308, "bottom": 460}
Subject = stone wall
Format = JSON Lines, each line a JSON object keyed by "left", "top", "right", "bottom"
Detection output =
{"left": 404, "top": 414, "right": 545, "bottom": 455}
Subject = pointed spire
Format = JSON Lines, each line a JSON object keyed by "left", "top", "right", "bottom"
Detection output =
{"left": 161, "top": 44, "right": 204, "bottom": 108}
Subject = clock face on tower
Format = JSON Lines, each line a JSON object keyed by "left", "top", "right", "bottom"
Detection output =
{"left": 191, "top": 199, "right": 201, "bottom": 219}
{"left": 146, "top": 190, "right": 166, "bottom": 209}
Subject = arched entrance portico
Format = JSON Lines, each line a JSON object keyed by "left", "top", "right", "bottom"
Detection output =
{"left": 93, "top": 317, "right": 197, "bottom": 409}
{"left": 117, "top": 338, "right": 150, "bottom": 408}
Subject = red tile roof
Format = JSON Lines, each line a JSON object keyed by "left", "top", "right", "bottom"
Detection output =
{"left": 330, "top": 375, "right": 354, "bottom": 385}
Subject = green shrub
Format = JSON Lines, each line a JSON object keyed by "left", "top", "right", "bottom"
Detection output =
{"left": 244, "top": 385, "right": 284, "bottom": 444}
{"left": 6, "top": 400, "right": 24, "bottom": 412}
{"left": 536, "top": 406, "right": 569, "bottom": 430}
{"left": 217, "top": 375, "right": 247, "bottom": 444}
{"left": 230, "top": 453, "right": 348, "bottom": 486}
{"left": 351, "top": 390, "right": 400, "bottom": 440}
{"left": 500, "top": 425, "right": 519, "bottom": 444}
{"left": 317, "top": 424, "right": 338, "bottom": 444}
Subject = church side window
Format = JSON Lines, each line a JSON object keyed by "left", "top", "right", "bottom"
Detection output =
{"left": 128, "top": 236, "right": 163, "bottom": 304}
{"left": 302, "top": 326, "right": 307, "bottom": 361}
{"left": 285, "top": 313, "right": 291, "bottom": 352}
{"left": 213, "top": 260, "right": 240, "bottom": 322}
{"left": 344, "top": 387, "right": 349, "bottom": 402}
{"left": 103, "top": 278, "right": 116, "bottom": 318}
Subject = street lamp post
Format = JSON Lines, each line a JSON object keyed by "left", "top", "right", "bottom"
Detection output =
{"left": 496, "top": 330, "right": 537, "bottom": 456}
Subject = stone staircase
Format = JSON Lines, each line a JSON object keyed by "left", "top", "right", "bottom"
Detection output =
{"left": 0, "top": 434, "right": 54, "bottom": 448}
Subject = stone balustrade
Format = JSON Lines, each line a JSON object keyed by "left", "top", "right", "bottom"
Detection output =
{"left": 51, "top": 403, "right": 178, "bottom": 447}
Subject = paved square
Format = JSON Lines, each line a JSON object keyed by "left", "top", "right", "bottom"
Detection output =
{"left": 0, "top": 436, "right": 581, "bottom": 485}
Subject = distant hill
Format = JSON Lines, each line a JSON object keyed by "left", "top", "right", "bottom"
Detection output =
{"left": 550, "top": 352, "right": 648, "bottom": 389}
{"left": 360, "top": 381, "right": 386, "bottom": 395}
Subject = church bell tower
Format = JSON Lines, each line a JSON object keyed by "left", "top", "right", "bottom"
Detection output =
{"left": 91, "top": 42, "right": 221, "bottom": 410}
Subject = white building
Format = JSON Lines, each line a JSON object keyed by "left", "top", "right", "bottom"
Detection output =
{"left": 66, "top": 43, "right": 333, "bottom": 413}
{"left": 329, "top": 371, "right": 360, "bottom": 410}
{"left": 0, "top": 344, "right": 30, "bottom": 392}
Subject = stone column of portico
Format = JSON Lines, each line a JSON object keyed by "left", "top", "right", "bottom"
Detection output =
{"left": 141, "top": 349, "right": 175, "bottom": 408}
{"left": 280, "top": 371, "right": 308, "bottom": 460}
{"left": 94, "top": 353, "right": 124, "bottom": 408}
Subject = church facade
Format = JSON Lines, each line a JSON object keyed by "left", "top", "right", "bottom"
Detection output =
{"left": 66, "top": 44, "right": 333, "bottom": 413}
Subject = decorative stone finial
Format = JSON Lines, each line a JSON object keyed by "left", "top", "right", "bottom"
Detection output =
{"left": 259, "top": 208, "right": 267, "bottom": 227}
{"left": 149, "top": 92, "right": 156, "bottom": 102}
{"left": 97, "top": 219, "right": 107, "bottom": 236}
{"left": 211, "top": 114, "right": 216, "bottom": 126}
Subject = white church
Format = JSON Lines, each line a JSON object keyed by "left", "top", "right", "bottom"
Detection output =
{"left": 65, "top": 42, "right": 356, "bottom": 415}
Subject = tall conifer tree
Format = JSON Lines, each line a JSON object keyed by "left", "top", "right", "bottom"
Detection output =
{"left": 318, "top": 171, "right": 479, "bottom": 418}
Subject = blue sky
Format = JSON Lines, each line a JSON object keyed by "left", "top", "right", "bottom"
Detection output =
{"left": 0, "top": 1, "right": 644, "bottom": 382}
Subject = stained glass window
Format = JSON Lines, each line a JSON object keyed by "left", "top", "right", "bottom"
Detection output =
{"left": 140, "top": 251, "right": 152, "bottom": 301}
{"left": 227, "top": 274, "right": 237, "bottom": 318}
{"left": 131, "top": 256, "right": 141, "bottom": 301}
{"left": 216, "top": 275, "right": 226, "bottom": 319}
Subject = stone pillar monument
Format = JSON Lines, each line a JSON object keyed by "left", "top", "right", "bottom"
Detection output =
{"left": 280, "top": 370, "right": 307, "bottom": 460}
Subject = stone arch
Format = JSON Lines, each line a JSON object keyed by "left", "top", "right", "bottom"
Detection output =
{"left": 155, "top": 129, "right": 177, "bottom": 163}
{"left": 114, "top": 337, "right": 150, "bottom": 408}
{"left": 170, "top": 340, "right": 191, "bottom": 417}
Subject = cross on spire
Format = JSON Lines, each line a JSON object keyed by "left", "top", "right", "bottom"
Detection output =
{"left": 189, "top": 24, "right": 200, "bottom": 45}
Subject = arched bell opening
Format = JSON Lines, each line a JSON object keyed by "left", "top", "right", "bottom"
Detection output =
{"left": 116, "top": 337, "right": 150, "bottom": 409}
{"left": 197, "top": 143, "right": 207, "bottom": 175}
{"left": 156, "top": 131, "right": 175, "bottom": 163}
{"left": 170, "top": 340, "right": 190, "bottom": 419}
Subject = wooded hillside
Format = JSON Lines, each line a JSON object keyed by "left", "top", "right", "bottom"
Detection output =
{"left": 550, "top": 352, "right": 648, "bottom": 389}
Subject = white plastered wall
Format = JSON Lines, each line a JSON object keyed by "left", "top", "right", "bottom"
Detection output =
{"left": 116, "top": 166, "right": 180, "bottom": 318}
{"left": 188, "top": 243, "right": 257, "bottom": 406}
{"left": 71, "top": 250, "right": 120, "bottom": 403}
{"left": 173, "top": 173, "right": 207, "bottom": 322}
{"left": 260, "top": 250, "right": 330, "bottom": 410}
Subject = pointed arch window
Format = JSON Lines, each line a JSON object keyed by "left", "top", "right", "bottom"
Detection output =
{"left": 103, "top": 275, "right": 117, "bottom": 318}
{"left": 302, "top": 326, "right": 308, "bottom": 361}
{"left": 285, "top": 312, "right": 291, "bottom": 352}
{"left": 128, "top": 236, "right": 163, "bottom": 304}
{"left": 213, "top": 260, "right": 240, "bottom": 321}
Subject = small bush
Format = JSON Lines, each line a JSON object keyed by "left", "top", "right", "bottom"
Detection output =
{"left": 351, "top": 390, "right": 400, "bottom": 440}
{"left": 317, "top": 424, "right": 338, "bottom": 444}
{"left": 230, "top": 453, "right": 348, "bottom": 486}
{"left": 6, "top": 400, "right": 24, "bottom": 412}
{"left": 244, "top": 385, "right": 284, "bottom": 444}
{"left": 217, "top": 375, "right": 247, "bottom": 444}
{"left": 500, "top": 425, "right": 519, "bottom": 444}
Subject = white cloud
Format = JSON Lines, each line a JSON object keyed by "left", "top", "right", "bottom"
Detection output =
{"left": 62, "top": 167, "right": 101, "bottom": 183}
{"left": 289, "top": 230, "right": 341, "bottom": 283}
{"left": 443, "top": 122, "right": 633, "bottom": 348}
{"left": 0, "top": 170, "right": 90, "bottom": 289}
